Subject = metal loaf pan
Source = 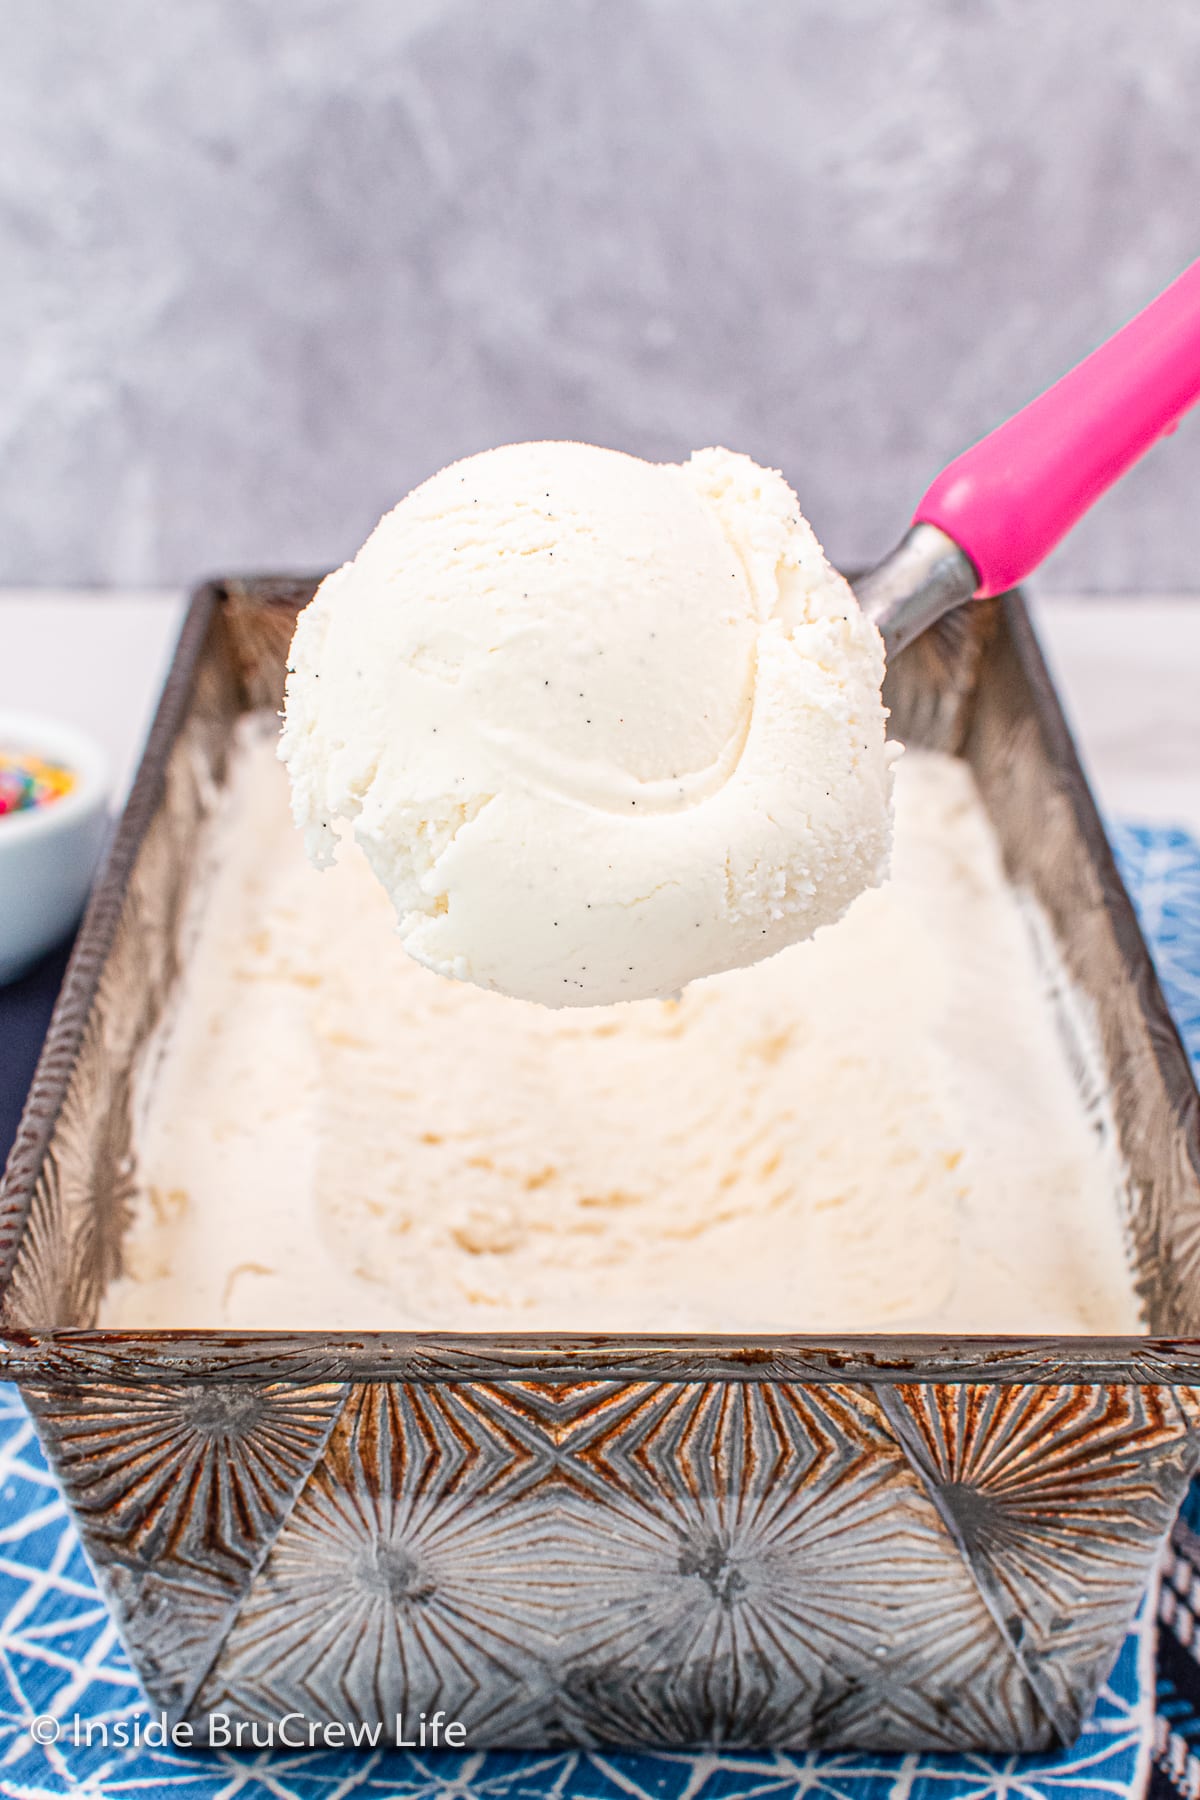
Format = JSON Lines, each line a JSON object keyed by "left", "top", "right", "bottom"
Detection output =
{"left": 2, "top": 577, "right": 1200, "bottom": 1754}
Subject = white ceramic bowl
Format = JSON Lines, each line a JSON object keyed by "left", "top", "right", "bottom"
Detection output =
{"left": 0, "top": 711, "right": 110, "bottom": 985}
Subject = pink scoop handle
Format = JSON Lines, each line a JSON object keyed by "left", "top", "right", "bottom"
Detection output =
{"left": 914, "top": 257, "right": 1200, "bottom": 598}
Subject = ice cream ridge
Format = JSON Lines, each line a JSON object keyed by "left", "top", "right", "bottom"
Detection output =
{"left": 280, "top": 442, "right": 895, "bottom": 1006}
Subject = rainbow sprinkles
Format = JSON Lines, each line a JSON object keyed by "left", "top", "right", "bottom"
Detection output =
{"left": 0, "top": 747, "right": 76, "bottom": 817}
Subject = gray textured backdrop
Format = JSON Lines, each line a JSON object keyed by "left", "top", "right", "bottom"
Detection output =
{"left": 3, "top": 0, "right": 1198, "bottom": 589}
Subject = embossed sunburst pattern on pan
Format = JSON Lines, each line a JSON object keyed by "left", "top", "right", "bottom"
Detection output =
{"left": 122, "top": 1375, "right": 1194, "bottom": 1756}
{"left": 24, "top": 1378, "right": 347, "bottom": 1714}
{"left": 880, "top": 1382, "right": 1199, "bottom": 1739}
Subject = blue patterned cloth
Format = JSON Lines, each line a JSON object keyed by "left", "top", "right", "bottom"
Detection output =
{"left": 0, "top": 820, "right": 1198, "bottom": 1800}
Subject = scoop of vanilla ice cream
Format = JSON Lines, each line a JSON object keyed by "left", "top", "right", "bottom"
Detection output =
{"left": 279, "top": 441, "right": 894, "bottom": 1006}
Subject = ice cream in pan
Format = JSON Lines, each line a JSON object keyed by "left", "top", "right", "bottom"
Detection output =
{"left": 101, "top": 727, "right": 1139, "bottom": 1334}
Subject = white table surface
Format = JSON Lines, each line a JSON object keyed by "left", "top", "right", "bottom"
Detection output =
{"left": 1, "top": 588, "right": 1198, "bottom": 840}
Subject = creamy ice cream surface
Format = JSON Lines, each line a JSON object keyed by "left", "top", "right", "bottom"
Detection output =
{"left": 280, "top": 442, "right": 894, "bottom": 1007}
{"left": 100, "top": 721, "right": 1140, "bottom": 1336}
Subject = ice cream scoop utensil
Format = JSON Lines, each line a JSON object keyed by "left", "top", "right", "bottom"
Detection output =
{"left": 855, "top": 255, "right": 1200, "bottom": 654}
